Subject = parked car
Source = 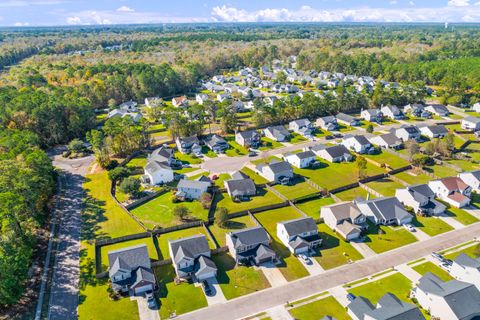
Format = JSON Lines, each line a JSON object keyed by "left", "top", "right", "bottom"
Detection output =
{"left": 201, "top": 280, "right": 214, "bottom": 296}
{"left": 440, "top": 262, "right": 451, "bottom": 271}
{"left": 145, "top": 291, "right": 156, "bottom": 309}
{"left": 346, "top": 293, "right": 356, "bottom": 302}
{"left": 444, "top": 259, "right": 453, "bottom": 266}
{"left": 431, "top": 252, "right": 445, "bottom": 262}
{"left": 298, "top": 254, "right": 312, "bottom": 265}
{"left": 404, "top": 224, "right": 416, "bottom": 232}
{"left": 325, "top": 135, "right": 334, "bottom": 140}
{"left": 248, "top": 151, "right": 257, "bottom": 157}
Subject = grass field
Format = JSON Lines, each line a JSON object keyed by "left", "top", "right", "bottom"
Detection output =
{"left": 290, "top": 132, "right": 307, "bottom": 144}
{"left": 174, "top": 152, "right": 203, "bottom": 165}
{"left": 214, "top": 188, "right": 284, "bottom": 214}
{"left": 412, "top": 216, "right": 454, "bottom": 236}
{"left": 272, "top": 179, "right": 319, "bottom": 200}
{"left": 240, "top": 167, "right": 269, "bottom": 184}
{"left": 348, "top": 272, "right": 413, "bottom": 304}
{"left": 225, "top": 135, "right": 250, "bottom": 157}
{"left": 412, "top": 261, "right": 453, "bottom": 281}
{"left": 364, "top": 222, "right": 417, "bottom": 254}
{"left": 255, "top": 207, "right": 309, "bottom": 281}
{"left": 334, "top": 187, "right": 374, "bottom": 201}
{"left": 364, "top": 151, "right": 410, "bottom": 169}
{"left": 157, "top": 227, "right": 215, "bottom": 260}
{"left": 441, "top": 201, "right": 479, "bottom": 225}
{"left": 444, "top": 243, "right": 480, "bottom": 260}
{"left": 288, "top": 296, "right": 350, "bottom": 320}
{"left": 365, "top": 178, "right": 405, "bottom": 196}
{"left": 258, "top": 137, "right": 284, "bottom": 150}
{"left": 296, "top": 197, "right": 335, "bottom": 220}
{"left": 130, "top": 192, "right": 209, "bottom": 229}
{"left": 422, "top": 164, "right": 458, "bottom": 178}
{"left": 447, "top": 159, "right": 480, "bottom": 171}
{"left": 208, "top": 215, "right": 257, "bottom": 247}
{"left": 393, "top": 171, "right": 432, "bottom": 185}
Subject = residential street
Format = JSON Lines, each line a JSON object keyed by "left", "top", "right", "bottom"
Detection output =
{"left": 177, "top": 224, "right": 480, "bottom": 320}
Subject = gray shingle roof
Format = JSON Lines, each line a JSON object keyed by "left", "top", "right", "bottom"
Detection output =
{"left": 424, "top": 125, "right": 448, "bottom": 135}
{"left": 348, "top": 294, "right": 425, "bottom": 320}
{"left": 323, "top": 145, "right": 351, "bottom": 158}
{"left": 177, "top": 179, "right": 211, "bottom": 190}
{"left": 358, "top": 197, "right": 411, "bottom": 223}
{"left": 108, "top": 244, "right": 151, "bottom": 277}
{"left": 372, "top": 133, "right": 402, "bottom": 146}
{"left": 268, "top": 160, "right": 293, "bottom": 174}
{"left": 279, "top": 217, "right": 317, "bottom": 237}
{"left": 454, "top": 253, "right": 480, "bottom": 269}
{"left": 294, "top": 150, "right": 316, "bottom": 160}
{"left": 229, "top": 226, "right": 270, "bottom": 249}
{"left": 145, "top": 160, "right": 171, "bottom": 174}
{"left": 225, "top": 178, "right": 256, "bottom": 197}
{"left": 150, "top": 146, "right": 174, "bottom": 162}
{"left": 194, "top": 256, "right": 217, "bottom": 278}
{"left": 169, "top": 234, "right": 211, "bottom": 265}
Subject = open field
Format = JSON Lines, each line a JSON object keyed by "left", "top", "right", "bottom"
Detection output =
{"left": 334, "top": 187, "right": 374, "bottom": 201}
{"left": 393, "top": 171, "right": 432, "bottom": 185}
{"left": 364, "top": 178, "right": 405, "bottom": 196}
{"left": 272, "top": 179, "right": 319, "bottom": 200}
{"left": 364, "top": 151, "right": 410, "bottom": 169}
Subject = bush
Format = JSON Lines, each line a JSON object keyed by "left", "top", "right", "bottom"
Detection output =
{"left": 108, "top": 166, "right": 130, "bottom": 182}
{"left": 119, "top": 177, "right": 141, "bottom": 197}
{"left": 366, "top": 124, "right": 374, "bottom": 133}
{"left": 68, "top": 138, "right": 85, "bottom": 153}
{"left": 200, "top": 192, "right": 212, "bottom": 209}
{"left": 216, "top": 207, "right": 229, "bottom": 228}
{"left": 173, "top": 205, "right": 190, "bottom": 221}
{"left": 104, "top": 160, "right": 119, "bottom": 170}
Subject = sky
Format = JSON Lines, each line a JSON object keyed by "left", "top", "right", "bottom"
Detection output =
{"left": 1, "top": 0, "right": 480, "bottom": 27}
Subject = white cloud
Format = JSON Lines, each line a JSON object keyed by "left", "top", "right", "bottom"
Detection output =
{"left": 409, "top": 1, "right": 415, "bottom": 6}
{"left": 0, "top": 0, "right": 63, "bottom": 7}
{"left": 448, "top": 0, "right": 470, "bottom": 6}
{"left": 66, "top": 16, "right": 81, "bottom": 25}
{"left": 117, "top": 6, "right": 134, "bottom": 12}
{"left": 14, "top": 21, "right": 30, "bottom": 26}
{"left": 389, "top": 1, "right": 398, "bottom": 4}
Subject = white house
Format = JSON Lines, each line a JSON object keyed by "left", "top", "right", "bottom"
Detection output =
{"left": 315, "top": 116, "right": 338, "bottom": 131}
{"left": 428, "top": 177, "right": 471, "bottom": 208}
{"left": 361, "top": 109, "right": 383, "bottom": 123}
{"left": 395, "top": 184, "right": 446, "bottom": 216}
{"left": 276, "top": 217, "right": 322, "bottom": 255}
{"left": 458, "top": 170, "right": 480, "bottom": 193}
{"left": 309, "top": 144, "right": 353, "bottom": 163}
{"left": 348, "top": 293, "right": 425, "bottom": 320}
{"left": 283, "top": 151, "right": 316, "bottom": 169}
{"left": 256, "top": 160, "right": 294, "bottom": 184}
{"left": 395, "top": 125, "right": 421, "bottom": 141}
{"left": 145, "top": 97, "right": 162, "bottom": 108}
{"left": 450, "top": 253, "right": 480, "bottom": 291}
{"left": 462, "top": 116, "right": 480, "bottom": 131}
{"left": 381, "top": 105, "right": 404, "bottom": 120}
{"left": 425, "top": 104, "right": 450, "bottom": 117}
{"left": 369, "top": 133, "right": 403, "bottom": 150}
{"left": 195, "top": 93, "right": 209, "bottom": 105}
{"left": 355, "top": 197, "right": 413, "bottom": 226}
{"left": 144, "top": 161, "right": 174, "bottom": 186}
{"left": 342, "top": 135, "right": 374, "bottom": 154}
{"left": 226, "top": 226, "right": 276, "bottom": 265}
{"left": 263, "top": 125, "right": 290, "bottom": 142}
{"left": 419, "top": 125, "right": 448, "bottom": 138}
{"left": 172, "top": 96, "right": 188, "bottom": 108}
{"left": 176, "top": 179, "right": 210, "bottom": 200}
{"left": 119, "top": 100, "right": 138, "bottom": 112}
{"left": 321, "top": 202, "right": 366, "bottom": 240}
{"left": 289, "top": 118, "right": 313, "bottom": 134}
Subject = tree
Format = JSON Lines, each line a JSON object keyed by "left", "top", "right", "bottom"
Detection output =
{"left": 216, "top": 207, "right": 229, "bottom": 228}
{"left": 355, "top": 156, "right": 368, "bottom": 179}
{"left": 366, "top": 124, "right": 374, "bottom": 133}
{"left": 200, "top": 192, "right": 212, "bottom": 209}
{"left": 108, "top": 166, "right": 130, "bottom": 182}
{"left": 68, "top": 138, "right": 85, "bottom": 153}
{"left": 119, "top": 177, "right": 141, "bottom": 197}
{"left": 173, "top": 205, "right": 190, "bottom": 221}
{"left": 444, "top": 133, "right": 455, "bottom": 152}
{"left": 86, "top": 129, "right": 110, "bottom": 168}
{"left": 405, "top": 140, "right": 420, "bottom": 160}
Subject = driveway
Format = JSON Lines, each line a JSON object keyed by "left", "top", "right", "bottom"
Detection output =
{"left": 350, "top": 241, "right": 377, "bottom": 258}
{"left": 439, "top": 214, "right": 466, "bottom": 230}
{"left": 257, "top": 263, "right": 288, "bottom": 287}
{"left": 395, "top": 264, "right": 422, "bottom": 283}
{"left": 131, "top": 296, "right": 160, "bottom": 320}
{"left": 410, "top": 228, "right": 431, "bottom": 241}
{"left": 299, "top": 256, "right": 324, "bottom": 276}
{"left": 177, "top": 222, "right": 480, "bottom": 320}
{"left": 202, "top": 278, "right": 227, "bottom": 305}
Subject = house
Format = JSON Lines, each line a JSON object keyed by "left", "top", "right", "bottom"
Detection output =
{"left": 283, "top": 151, "right": 316, "bottom": 169}
{"left": 315, "top": 116, "right": 338, "bottom": 131}
{"left": 462, "top": 116, "right": 480, "bottom": 131}
{"left": 458, "top": 170, "right": 480, "bottom": 193}
{"left": 428, "top": 177, "right": 472, "bottom": 208}
{"left": 226, "top": 226, "right": 276, "bottom": 265}
{"left": 289, "top": 118, "right": 314, "bottom": 137}
{"left": 264, "top": 96, "right": 278, "bottom": 106}
{"left": 256, "top": 160, "right": 294, "bottom": 184}
{"left": 168, "top": 235, "right": 217, "bottom": 282}
{"left": 381, "top": 105, "right": 404, "bottom": 120}
{"left": 119, "top": 100, "right": 138, "bottom": 112}
{"left": 143, "top": 159, "right": 174, "bottom": 186}
{"left": 263, "top": 125, "right": 290, "bottom": 142}
{"left": 204, "top": 134, "right": 229, "bottom": 153}
{"left": 395, "top": 125, "right": 421, "bottom": 142}
{"left": 419, "top": 125, "right": 449, "bottom": 138}
{"left": 309, "top": 144, "right": 353, "bottom": 163}
{"left": 145, "top": 97, "right": 162, "bottom": 108}
{"left": 342, "top": 135, "right": 374, "bottom": 154}
{"left": 473, "top": 102, "right": 480, "bottom": 113}
{"left": 395, "top": 184, "right": 446, "bottom": 216}
{"left": 347, "top": 293, "right": 425, "bottom": 320}
{"left": 361, "top": 109, "right": 383, "bottom": 123}
{"left": 425, "top": 104, "right": 450, "bottom": 117}
{"left": 276, "top": 217, "right": 322, "bottom": 255}
{"left": 235, "top": 130, "right": 261, "bottom": 148}
{"left": 175, "top": 136, "right": 201, "bottom": 155}
{"left": 232, "top": 100, "right": 245, "bottom": 112}
{"left": 217, "top": 93, "right": 231, "bottom": 102}
{"left": 336, "top": 113, "right": 360, "bottom": 127}
{"left": 321, "top": 202, "right": 366, "bottom": 240}
{"left": 107, "top": 244, "right": 156, "bottom": 295}
{"left": 369, "top": 133, "right": 403, "bottom": 150}
{"left": 450, "top": 253, "right": 480, "bottom": 291}
{"left": 172, "top": 96, "right": 188, "bottom": 108}
{"left": 176, "top": 179, "right": 210, "bottom": 200}
{"left": 404, "top": 104, "right": 431, "bottom": 118}
{"left": 108, "top": 109, "right": 143, "bottom": 122}
{"left": 224, "top": 171, "right": 256, "bottom": 200}
{"left": 412, "top": 273, "right": 480, "bottom": 320}
{"left": 195, "top": 93, "right": 209, "bottom": 105}
{"left": 355, "top": 197, "right": 413, "bottom": 226}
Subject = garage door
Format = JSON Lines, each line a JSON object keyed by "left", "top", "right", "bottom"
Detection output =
{"left": 134, "top": 284, "right": 153, "bottom": 295}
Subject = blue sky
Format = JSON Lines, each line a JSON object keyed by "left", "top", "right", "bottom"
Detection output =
{"left": 0, "top": 0, "right": 479, "bottom": 27}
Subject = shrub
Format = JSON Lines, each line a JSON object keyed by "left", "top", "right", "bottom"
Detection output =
{"left": 215, "top": 207, "right": 229, "bottom": 227}
{"left": 108, "top": 166, "right": 130, "bottom": 182}
{"left": 68, "top": 138, "right": 85, "bottom": 153}
{"left": 200, "top": 192, "right": 212, "bottom": 209}
{"left": 119, "top": 177, "right": 141, "bottom": 197}
{"left": 173, "top": 205, "right": 190, "bottom": 221}
{"left": 104, "top": 160, "right": 119, "bottom": 170}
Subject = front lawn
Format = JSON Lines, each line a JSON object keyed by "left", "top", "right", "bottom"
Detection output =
{"left": 225, "top": 135, "right": 249, "bottom": 157}
{"left": 240, "top": 167, "right": 269, "bottom": 184}
{"left": 444, "top": 243, "right": 480, "bottom": 260}
{"left": 334, "top": 187, "right": 374, "bottom": 202}
{"left": 126, "top": 154, "right": 147, "bottom": 170}
{"left": 157, "top": 227, "right": 215, "bottom": 260}
{"left": 288, "top": 296, "right": 350, "bottom": 320}
{"left": 130, "top": 191, "right": 209, "bottom": 229}
{"left": 155, "top": 264, "right": 207, "bottom": 319}
{"left": 255, "top": 207, "right": 309, "bottom": 281}
{"left": 365, "top": 178, "right": 405, "bottom": 196}
{"left": 208, "top": 215, "right": 257, "bottom": 247}
{"left": 258, "top": 137, "right": 284, "bottom": 150}
{"left": 441, "top": 200, "right": 479, "bottom": 225}
{"left": 272, "top": 179, "right": 319, "bottom": 200}
{"left": 214, "top": 187, "right": 284, "bottom": 214}
{"left": 412, "top": 216, "right": 454, "bottom": 236}
{"left": 447, "top": 159, "right": 479, "bottom": 171}
{"left": 364, "top": 151, "right": 410, "bottom": 169}
{"left": 290, "top": 132, "right": 307, "bottom": 144}
{"left": 364, "top": 222, "right": 417, "bottom": 254}
{"left": 213, "top": 253, "right": 271, "bottom": 300}
{"left": 422, "top": 164, "right": 458, "bottom": 178}
{"left": 393, "top": 171, "right": 432, "bottom": 185}
{"left": 174, "top": 152, "right": 203, "bottom": 165}
{"left": 412, "top": 261, "right": 453, "bottom": 281}
{"left": 296, "top": 197, "right": 335, "bottom": 220}
{"left": 348, "top": 272, "right": 413, "bottom": 304}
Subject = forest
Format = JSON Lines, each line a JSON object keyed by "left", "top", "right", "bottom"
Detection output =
{"left": 1, "top": 22, "right": 480, "bottom": 308}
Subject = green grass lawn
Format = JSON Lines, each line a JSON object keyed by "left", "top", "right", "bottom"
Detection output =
{"left": 412, "top": 216, "right": 454, "bottom": 236}
{"left": 272, "top": 179, "right": 319, "bottom": 200}
{"left": 288, "top": 296, "right": 350, "bottom": 320}
{"left": 130, "top": 192, "right": 209, "bottom": 229}
{"left": 214, "top": 187, "right": 284, "bottom": 214}
{"left": 444, "top": 243, "right": 480, "bottom": 260}
{"left": 365, "top": 178, "right": 405, "bottom": 196}
{"left": 240, "top": 167, "right": 269, "bottom": 184}
{"left": 348, "top": 272, "right": 413, "bottom": 304}
{"left": 155, "top": 264, "right": 207, "bottom": 319}
{"left": 100, "top": 237, "right": 159, "bottom": 271}
{"left": 315, "top": 224, "right": 363, "bottom": 269}
{"left": 440, "top": 200, "right": 479, "bottom": 225}
{"left": 412, "top": 261, "right": 453, "bottom": 281}
{"left": 447, "top": 159, "right": 480, "bottom": 171}
{"left": 157, "top": 227, "right": 215, "bottom": 260}
{"left": 393, "top": 171, "right": 432, "bottom": 185}
{"left": 364, "top": 151, "right": 410, "bottom": 169}
{"left": 364, "top": 222, "right": 417, "bottom": 254}
{"left": 255, "top": 207, "right": 309, "bottom": 281}
{"left": 208, "top": 215, "right": 257, "bottom": 247}
{"left": 258, "top": 137, "right": 284, "bottom": 150}
{"left": 225, "top": 135, "right": 249, "bottom": 157}
{"left": 290, "top": 132, "right": 307, "bottom": 144}
{"left": 422, "top": 164, "right": 458, "bottom": 178}
{"left": 296, "top": 197, "right": 335, "bottom": 220}
{"left": 201, "top": 146, "right": 218, "bottom": 158}
{"left": 213, "top": 253, "right": 271, "bottom": 300}
{"left": 174, "top": 151, "right": 202, "bottom": 165}
{"left": 334, "top": 187, "right": 374, "bottom": 201}
{"left": 126, "top": 154, "right": 147, "bottom": 170}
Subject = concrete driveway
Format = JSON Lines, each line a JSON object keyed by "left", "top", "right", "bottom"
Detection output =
{"left": 202, "top": 278, "right": 227, "bottom": 305}
{"left": 257, "top": 263, "right": 288, "bottom": 287}
{"left": 131, "top": 296, "right": 160, "bottom": 320}
{"left": 299, "top": 256, "right": 324, "bottom": 276}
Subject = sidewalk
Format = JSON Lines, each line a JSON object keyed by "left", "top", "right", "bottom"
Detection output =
{"left": 266, "top": 305, "right": 293, "bottom": 320}
{"left": 395, "top": 264, "right": 422, "bottom": 283}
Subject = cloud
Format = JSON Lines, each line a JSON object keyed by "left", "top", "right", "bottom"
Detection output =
{"left": 14, "top": 22, "right": 30, "bottom": 26}
{"left": 117, "top": 6, "right": 134, "bottom": 12}
{"left": 66, "top": 16, "right": 81, "bottom": 25}
{"left": 389, "top": 1, "right": 398, "bottom": 4}
{"left": 0, "top": 0, "right": 63, "bottom": 7}
{"left": 448, "top": 0, "right": 470, "bottom": 6}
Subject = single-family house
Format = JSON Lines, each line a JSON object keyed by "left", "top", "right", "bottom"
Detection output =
{"left": 204, "top": 134, "right": 229, "bottom": 153}
{"left": 264, "top": 96, "right": 278, "bottom": 106}
{"left": 381, "top": 105, "right": 404, "bottom": 120}
{"left": 226, "top": 226, "right": 276, "bottom": 265}
{"left": 119, "top": 100, "right": 138, "bottom": 112}
{"left": 283, "top": 151, "right": 316, "bottom": 169}
{"left": 361, "top": 109, "right": 383, "bottom": 123}
{"left": 289, "top": 118, "right": 314, "bottom": 137}
{"left": 428, "top": 177, "right": 472, "bottom": 208}
{"left": 176, "top": 179, "right": 210, "bottom": 200}
{"left": 143, "top": 160, "right": 174, "bottom": 186}
{"left": 175, "top": 136, "right": 201, "bottom": 155}
{"left": 310, "top": 144, "right": 353, "bottom": 163}
{"left": 395, "top": 125, "right": 421, "bottom": 142}
{"left": 168, "top": 235, "right": 217, "bottom": 282}
{"left": 263, "top": 125, "right": 290, "bottom": 142}
{"left": 107, "top": 244, "right": 156, "bottom": 295}
{"left": 425, "top": 104, "right": 450, "bottom": 117}
{"left": 316, "top": 116, "right": 338, "bottom": 131}
{"left": 336, "top": 113, "right": 361, "bottom": 127}
{"left": 108, "top": 109, "right": 143, "bottom": 122}
{"left": 172, "top": 96, "right": 188, "bottom": 108}
{"left": 412, "top": 273, "right": 480, "bottom": 320}
{"left": 342, "top": 135, "right": 374, "bottom": 154}
{"left": 369, "top": 133, "right": 403, "bottom": 150}
{"left": 256, "top": 160, "right": 294, "bottom": 184}
{"left": 347, "top": 293, "right": 425, "bottom": 320}
{"left": 235, "top": 130, "right": 261, "bottom": 148}
{"left": 321, "top": 202, "right": 366, "bottom": 240}
{"left": 450, "top": 253, "right": 480, "bottom": 291}
{"left": 395, "top": 184, "right": 446, "bottom": 216}
{"left": 217, "top": 93, "right": 231, "bottom": 102}
{"left": 224, "top": 171, "right": 256, "bottom": 200}
{"left": 419, "top": 125, "right": 449, "bottom": 138}
{"left": 232, "top": 100, "right": 245, "bottom": 112}
{"left": 195, "top": 93, "right": 209, "bottom": 105}
{"left": 462, "top": 116, "right": 480, "bottom": 131}
{"left": 276, "top": 217, "right": 322, "bottom": 255}
{"left": 145, "top": 97, "right": 162, "bottom": 108}
{"left": 458, "top": 170, "right": 480, "bottom": 193}
{"left": 355, "top": 197, "right": 413, "bottom": 226}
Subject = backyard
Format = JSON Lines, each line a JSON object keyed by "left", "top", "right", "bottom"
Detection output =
{"left": 208, "top": 215, "right": 257, "bottom": 247}
{"left": 364, "top": 178, "right": 405, "bottom": 196}
{"left": 295, "top": 197, "right": 335, "bottom": 220}
{"left": 272, "top": 179, "right": 319, "bottom": 200}
{"left": 364, "top": 151, "right": 410, "bottom": 169}
{"left": 393, "top": 171, "right": 432, "bottom": 185}
{"left": 334, "top": 187, "right": 374, "bottom": 202}
{"left": 214, "top": 187, "right": 285, "bottom": 214}
{"left": 99, "top": 237, "right": 160, "bottom": 271}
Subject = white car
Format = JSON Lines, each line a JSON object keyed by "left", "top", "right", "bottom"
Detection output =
{"left": 298, "top": 254, "right": 312, "bottom": 265}
{"left": 404, "top": 224, "right": 416, "bottom": 232}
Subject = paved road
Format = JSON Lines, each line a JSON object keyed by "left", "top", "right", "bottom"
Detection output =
{"left": 44, "top": 148, "right": 94, "bottom": 320}
{"left": 178, "top": 223, "right": 480, "bottom": 320}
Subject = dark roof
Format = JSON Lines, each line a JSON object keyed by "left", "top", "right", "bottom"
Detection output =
{"left": 400, "top": 125, "right": 420, "bottom": 134}
{"left": 177, "top": 179, "right": 211, "bottom": 190}
{"left": 323, "top": 145, "right": 351, "bottom": 158}
{"left": 279, "top": 217, "right": 317, "bottom": 237}
{"left": 336, "top": 113, "right": 357, "bottom": 123}
{"left": 291, "top": 118, "right": 310, "bottom": 127}
{"left": 108, "top": 244, "right": 151, "bottom": 277}
{"left": 237, "top": 130, "right": 260, "bottom": 140}
{"left": 358, "top": 197, "right": 411, "bottom": 222}
{"left": 454, "top": 253, "right": 480, "bottom": 269}
{"left": 408, "top": 184, "right": 435, "bottom": 201}
{"left": 464, "top": 116, "right": 480, "bottom": 124}
{"left": 348, "top": 294, "right": 425, "bottom": 320}
{"left": 169, "top": 235, "right": 211, "bottom": 265}
{"left": 293, "top": 150, "right": 316, "bottom": 160}
{"left": 194, "top": 256, "right": 217, "bottom": 278}
{"left": 225, "top": 178, "right": 256, "bottom": 197}
{"left": 178, "top": 135, "right": 200, "bottom": 145}
{"left": 346, "top": 134, "right": 370, "bottom": 145}
{"left": 255, "top": 244, "right": 276, "bottom": 261}
{"left": 151, "top": 146, "right": 174, "bottom": 162}
{"left": 204, "top": 134, "right": 228, "bottom": 148}
{"left": 424, "top": 125, "right": 448, "bottom": 135}
{"left": 229, "top": 226, "right": 270, "bottom": 249}
{"left": 145, "top": 160, "right": 172, "bottom": 174}
{"left": 373, "top": 133, "right": 402, "bottom": 146}
{"left": 268, "top": 160, "right": 293, "bottom": 174}
{"left": 231, "top": 170, "right": 250, "bottom": 180}
{"left": 348, "top": 296, "right": 376, "bottom": 318}
{"left": 131, "top": 267, "right": 156, "bottom": 288}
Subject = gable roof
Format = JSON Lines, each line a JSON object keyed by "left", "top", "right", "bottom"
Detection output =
{"left": 357, "top": 197, "right": 411, "bottom": 222}
{"left": 322, "top": 145, "right": 351, "bottom": 158}
{"left": 169, "top": 234, "right": 210, "bottom": 264}
{"left": 348, "top": 294, "right": 424, "bottom": 320}
{"left": 150, "top": 146, "right": 174, "bottom": 162}
{"left": 225, "top": 178, "right": 256, "bottom": 197}
{"left": 454, "top": 253, "right": 480, "bottom": 269}
{"left": 145, "top": 160, "right": 172, "bottom": 175}
{"left": 461, "top": 169, "right": 480, "bottom": 181}
{"left": 264, "top": 160, "right": 293, "bottom": 174}
{"left": 177, "top": 179, "right": 211, "bottom": 191}
{"left": 323, "top": 201, "right": 363, "bottom": 221}
{"left": 108, "top": 244, "right": 151, "bottom": 277}
{"left": 237, "top": 130, "right": 260, "bottom": 140}
{"left": 279, "top": 217, "right": 317, "bottom": 237}
{"left": 345, "top": 134, "right": 370, "bottom": 145}
{"left": 437, "top": 177, "right": 470, "bottom": 192}
{"left": 463, "top": 116, "right": 480, "bottom": 124}
{"left": 287, "top": 150, "right": 316, "bottom": 160}
{"left": 398, "top": 125, "right": 420, "bottom": 134}
{"left": 229, "top": 226, "right": 270, "bottom": 249}
{"left": 422, "top": 125, "right": 448, "bottom": 135}
{"left": 336, "top": 113, "right": 357, "bottom": 123}
{"left": 290, "top": 118, "right": 311, "bottom": 127}
{"left": 406, "top": 184, "right": 435, "bottom": 201}
{"left": 371, "top": 133, "right": 402, "bottom": 146}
